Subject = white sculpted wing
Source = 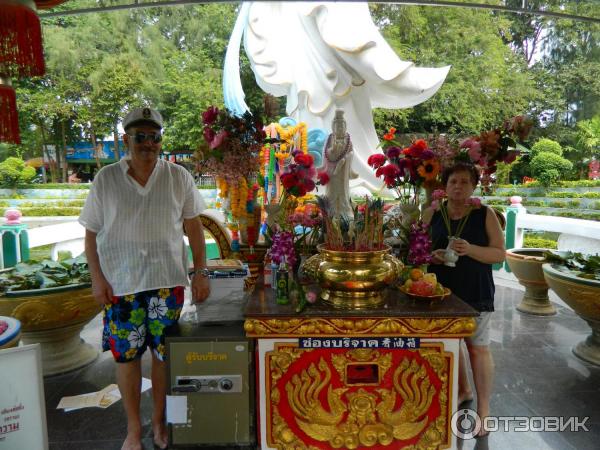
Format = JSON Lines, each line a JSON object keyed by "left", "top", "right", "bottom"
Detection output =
{"left": 241, "top": 1, "right": 450, "bottom": 191}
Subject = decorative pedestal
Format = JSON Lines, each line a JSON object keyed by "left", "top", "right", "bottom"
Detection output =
{"left": 543, "top": 263, "right": 600, "bottom": 366}
{"left": 0, "top": 284, "right": 101, "bottom": 376}
{"left": 0, "top": 316, "right": 21, "bottom": 349}
{"left": 0, "top": 223, "right": 29, "bottom": 269}
{"left": 244, "top": 286, "right": 477, "bottom": 450}
{"left": 506, "top": 248, "right": 556, "bottom": 316}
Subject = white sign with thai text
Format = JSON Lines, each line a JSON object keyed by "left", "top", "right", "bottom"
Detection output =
{"left": 0, "top": 344, "right": 48, "bottom": 450}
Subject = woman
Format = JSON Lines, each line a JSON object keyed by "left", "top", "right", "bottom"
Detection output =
{"left": 424, "top": 162, "right": 505, "bottom": 436}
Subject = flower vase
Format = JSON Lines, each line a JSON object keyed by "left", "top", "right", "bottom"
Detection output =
{"left": 444, "top": 237, "right": 459, "bottom": 267}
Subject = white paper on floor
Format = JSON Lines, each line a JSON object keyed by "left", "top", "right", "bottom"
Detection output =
{"left": 57, "top": 377, "right": 152, "bottom": 411}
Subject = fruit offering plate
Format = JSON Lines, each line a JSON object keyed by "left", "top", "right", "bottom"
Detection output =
{"left": 398, "top": 285, "right": 452, "bottom": 302}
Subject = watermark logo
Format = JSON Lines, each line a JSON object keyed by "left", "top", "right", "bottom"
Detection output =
{"left": 451, "top": 408, "right": 482, "bottom": 439}
{"left": 451, "top": 408, "right": 590, "bottom": 440}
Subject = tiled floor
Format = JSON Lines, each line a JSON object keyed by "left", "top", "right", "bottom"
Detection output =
{"left": 43, "top": 274, "right": 600, "bottom": 450}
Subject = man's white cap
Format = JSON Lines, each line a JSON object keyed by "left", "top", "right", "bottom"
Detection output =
{"left": 123, "top": 107, "right": 163, "bottom": 131}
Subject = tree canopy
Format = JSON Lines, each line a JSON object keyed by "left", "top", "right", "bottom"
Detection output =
{"left": 6, "top": 1, "right": 599, "bottom": 181}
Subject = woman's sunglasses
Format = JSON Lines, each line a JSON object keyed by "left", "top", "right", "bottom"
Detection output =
{"left": 129, "top": 132, "right": 162, "bottom": 144}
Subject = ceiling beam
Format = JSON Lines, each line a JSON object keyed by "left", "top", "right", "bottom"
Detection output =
{"left": 38, "top": 0, "right": 600, "bottom": 24}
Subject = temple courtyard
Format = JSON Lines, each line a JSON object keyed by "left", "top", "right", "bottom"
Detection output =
{"left": 42, "top": 271, "right": 600, "bottom": 450}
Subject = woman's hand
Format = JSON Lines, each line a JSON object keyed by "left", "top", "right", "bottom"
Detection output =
{"left": 450, "top": 238, "right": 470, "bottom": 256}
{"left": 431, "top": 249, "right": 446, "bottom": 264}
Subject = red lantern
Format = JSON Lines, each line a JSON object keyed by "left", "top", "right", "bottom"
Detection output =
{"left": 0, "top": 0, "right": 47, "bottom": 143}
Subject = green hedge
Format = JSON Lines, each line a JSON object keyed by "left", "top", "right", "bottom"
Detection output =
{"left": 523, "top": 236, "right": 558, "bottom": 249}
{"left": 497, "top": 180, "right": 600, "bottom": 188}
{"left": 1, "top": 207, "right": 82, "bottom": 216}
{"left": 549, "top": 210, "right": 600, "bottom": 221}
{"left": 18, "top": 183, "right": 91, "bottom": 189}
{"left": 544, "top": 191, "right": 600, "bottom": 199}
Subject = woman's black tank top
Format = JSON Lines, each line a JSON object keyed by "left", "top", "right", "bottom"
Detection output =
{"left": 429, "top": 205, "right": 495, "bottom": 312}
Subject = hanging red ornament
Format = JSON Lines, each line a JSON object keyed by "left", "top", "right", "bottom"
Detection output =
{"left": 0, "top": 0, "right": 45, "bottom": 78}
{"left": 0, "top": 78, "right": 20, "bottom": 144}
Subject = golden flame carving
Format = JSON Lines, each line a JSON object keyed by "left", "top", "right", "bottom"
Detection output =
{"left": 282, "top": 353, "right": 440, "bottom": 448}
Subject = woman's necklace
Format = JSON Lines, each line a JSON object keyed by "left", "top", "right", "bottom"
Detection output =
{"left": 324, "top": 133, "right": 352, "bottom": 164}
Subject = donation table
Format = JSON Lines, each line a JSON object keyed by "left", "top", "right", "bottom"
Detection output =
{"left": 244, "top": 285, "right": 478, "bottom": 450}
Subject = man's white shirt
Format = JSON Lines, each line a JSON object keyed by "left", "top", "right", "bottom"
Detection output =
{"left": 79, "top": 159, "right": 205, "bottom": 296}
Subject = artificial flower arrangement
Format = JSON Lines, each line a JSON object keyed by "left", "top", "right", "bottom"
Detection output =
{"left": 265, "top": 151, "right": 327, "bottom": 266}
{"left": 368, "top": 135, "right": 441, "bottom": 205}
{"left": 427, "top": 115, "right": 533, "bottom": 190}
{"left": 198, "top": 106, "right": 266, "bottom": 250}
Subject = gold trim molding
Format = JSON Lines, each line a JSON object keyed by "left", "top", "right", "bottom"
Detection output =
{"left": 245, "top": 316, "right": 476, "bottom": 338}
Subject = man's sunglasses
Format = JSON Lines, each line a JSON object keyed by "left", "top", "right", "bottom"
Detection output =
{"left": 128, "top": 132, "right": 162, "bottom": 144}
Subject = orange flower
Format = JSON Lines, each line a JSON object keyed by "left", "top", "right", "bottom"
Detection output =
{"left": 383, "top": 127, "right": 397, "bottom": 141}
{"left": 417, "top": 159, "right": 441, "bottom": 181}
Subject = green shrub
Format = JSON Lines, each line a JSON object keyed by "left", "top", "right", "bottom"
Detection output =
{"left": 568, "top": 200, "right": 581, "bottom": 208}
{"left": 547, "top": 191, "right": 576, "bottom": 198}
{"left": 523, "top": 236, "right": 558, "bottom": 249}
{"left": 530, "top": 138, "right": 564, "bottom": 158}
{"left": 530, "top": 153, "right": 573, "bottom": 187}
{"left": 582, "top": 192, "right": 600, "bottom": 198}
{"left": 522, "top": 200, "right": 545, "bottom": 207}
{"left": 19, "top": 183, "right": 90, "bottom": 189}
{"left": 548, "top": 201, "right": 567, "bottom": 208}
{"left": 0, "top": 158, "right": 36, "bottom": 188}
{"left": 594, "top": 201, "right": 600, "bottom": 210}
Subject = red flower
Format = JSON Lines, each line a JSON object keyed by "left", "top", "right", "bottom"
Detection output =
{"left": 386, "top": 146, "right": 401, "bottom": 158}
{"left": 368, "top": 153, "right": 387, "bottom": 168}
{"left": 304, "top": 179, "right": 316, "bottom": 192}
{"left": 405, "top": 139, "right": 429, "bottom": 158}
{"left": 294, "top": 153, "right": 314, "bottom": 168}
{"left": 504, "top": 150, "right": 518, "bottom": 164}
{"left": 202, "top": 106, "right": 219, "bottom": 125}
{"left": 317, "top": 171, "right": 330, "bottom": 185}
{"left": 376, "top": 164, "right": 400, "bottom": 187}
{"left": 412, "top": 139, "right": 428, "bottom": 151}
{"left": 281, "top": 173, "right": 299, "bottom": 190}
{"left": 203, "top": 126, "right": 215, "bottom": 143}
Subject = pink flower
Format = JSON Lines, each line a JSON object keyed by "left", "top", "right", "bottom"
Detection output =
{"left": 306, "top": 291, "right": 318, "bottom": 304}
{"left": 432, "top": 189, "right": 447, "bottom": 200}
{"left": 468, "top": 197, "right": 482, "bottom": 208}
{"left": 430, "top": 200, "right": 440, "bottom": 211}
{"left": 209, "top": 130, "right": 228, "bottom": 149}
{"left": 460, "top": 138, "right": 481, "bottom": 162}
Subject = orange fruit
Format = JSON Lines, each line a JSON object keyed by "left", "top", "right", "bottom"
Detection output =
{"left": 409, "top": 268, "right": 424, "bottom": 281}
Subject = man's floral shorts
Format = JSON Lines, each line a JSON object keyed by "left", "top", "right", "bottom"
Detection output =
{"left": 102, "top": 286, "right": 184, "bottom": 362}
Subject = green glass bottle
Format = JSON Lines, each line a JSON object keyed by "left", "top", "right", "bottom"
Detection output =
{"left": 276, "top": 256, "right": 289, "bottom": 305}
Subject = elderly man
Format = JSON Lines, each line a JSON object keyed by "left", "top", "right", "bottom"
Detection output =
{"left": 79, "top": 107, "right": 210, "bottom": 450}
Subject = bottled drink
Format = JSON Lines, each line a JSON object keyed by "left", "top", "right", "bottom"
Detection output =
{"left": 276, "top": 256, "right": 289, "bottom": 305}
{"left": 263, "top": 254, "right": 272, "bottom": 287}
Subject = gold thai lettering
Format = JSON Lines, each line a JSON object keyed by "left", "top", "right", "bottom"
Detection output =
{"left": 185, "top": 352, "right": 228, "bottom": 364}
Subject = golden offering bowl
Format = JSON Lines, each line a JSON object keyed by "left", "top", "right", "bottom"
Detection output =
{"left": 302, "top": 244, "right": 403, "bottom": 309}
